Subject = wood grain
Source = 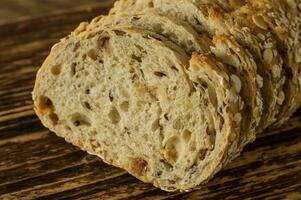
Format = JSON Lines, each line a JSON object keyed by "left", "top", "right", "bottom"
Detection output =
{"left": 0, "top": 0, "right": 107, "bottom": 25}
{"left": 0, "top": 1, "right": 300, "bottom": 199}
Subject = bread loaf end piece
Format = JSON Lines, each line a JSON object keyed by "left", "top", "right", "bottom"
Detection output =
{"left": 33, "top": 25, "right": 244, "bottom": 191}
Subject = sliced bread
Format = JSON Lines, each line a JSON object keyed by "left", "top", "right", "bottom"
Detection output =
{"left": 237, "top": 0, "right": 301, "bottom": 127}
{"left": 110, "top": 0, "right": 263, "bottom": 159}
{"left": 33, "top": 0, "right": 301, "bottom": 192}
{"left": 196, "top": 3, "right": 285, "bottom": 135}
{"left": 33, "top": 25, "right": 243, "bottom": 191}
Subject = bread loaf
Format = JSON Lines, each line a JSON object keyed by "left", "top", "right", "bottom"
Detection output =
{"left": 33, "top": 25, "right": 245, "bottom": 191}
{"left": 33, "top": 0, "right": 301, "bottom": 192}
{"left": 101, "top": 11, "right": 248, "bottom": 165}
{"left": 110, "top": 0, "right": 263, "bottom": 163}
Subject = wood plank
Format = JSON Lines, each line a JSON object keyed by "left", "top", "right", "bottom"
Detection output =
{"left": 0, "top": 125, "right": 300, "bottom": 199}
{"left": 0, "top": 1, "right": 300, "bottom": 199}
{"left": 0, "top": 0, "right": 111, "bottom": 25}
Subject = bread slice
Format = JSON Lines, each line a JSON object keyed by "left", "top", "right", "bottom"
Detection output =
{"left": 110, "top": 0, "right": 263, "bottom": 160}
{"left": 100, "top": 10, "right": 249, "bottom": 162}
{"left": 33, "top": 24, "right": 244, "bottom": 191}
{"left": 210, "top": 35, "right": 262, "bottom": 148}
{"left": 103, "top": 8, "right": 257, "bottom": 157}
{"left": 228, "top": 5, "right": 285, "bottom": 131}
{"left": 196, "top": 3, "right": 285, "bottom": 135}
{"left": 189, "top": 52, "right": 244, "bottom": 157}
{"left": 237, "top": 0, "right": 301, "bottom": 127}
{"left": 98, "top": 11, "right": 211, "bottom": 54}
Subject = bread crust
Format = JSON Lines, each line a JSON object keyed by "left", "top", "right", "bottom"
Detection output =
{"left": 243, "top": 0, "right": 301, "bottom": 127}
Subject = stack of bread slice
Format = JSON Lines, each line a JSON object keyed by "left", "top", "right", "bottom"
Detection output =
{"left": 33, "top": 0, "right": 301, "bottom": 191}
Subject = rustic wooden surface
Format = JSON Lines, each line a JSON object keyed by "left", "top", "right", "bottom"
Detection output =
{"left": 0, "top": 1, "right": 301, "bottom": 200}
{"left": 0, "top": 0, "right": 102, "bottom": 25}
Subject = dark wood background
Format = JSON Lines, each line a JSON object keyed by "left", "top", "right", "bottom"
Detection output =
{"left": 0, "top": 1, "right": 301, "bottom": 199}
{"left": 0, "top": 0, "right": 102, "bottom": 25}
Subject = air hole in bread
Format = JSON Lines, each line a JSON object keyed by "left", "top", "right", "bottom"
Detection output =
{"left": 134, "top": 44, "right": 146, "bottom": 54}
{"left": 71, "top": 63, "right": 77, "bottom": 76}
{"left": 83, "top": 102, "right": 92, "bottom": 110}
{"left": 87, "top": 49, "right": 98, "bottom": 60}
{"left": 286, "top": 67, "right": 293, "bottom": 79}
{"left": 192, "top": 81, "right": 199, "bottom": 88}
{"left": 210, "top": 132, "right": 216, "bottom": 150}
{"left": 109, "top": 91, "right": 114, "bottom": 102}
{"left": 131, "top": 16, "right": 141, "bottom": 21}
{"left": 148, "top": 2, "right": 154, "bottom": 7}
{"left": 208, "top": 86, "right": 218, "bottom": 109}
{"left": 159, "top": 159, "right": 173, "bottom": 171}
{"left": 148, "top": 34, "right": 163, "bottom": 42}
{"left": 197, "top": 77, "right": 208, "bottom": 89}
{"left": 206, "top": 126, "right": 216, "bottom": 150}
{"left": 216, "top": 113, "right": 224, "bottom": 130}
{"left": 72, "top": 41, "right": 80, "bottom": 52}
{"left": 71, "top": 113, "right": 91, "bottom": 127}
{"left": 120, "top": 101, "right": 129, "bottom": 112}
{"left": 164, "top": 113, "right": 170, "bottom": 121}
{"left": 108, "top": 106, "right": 121, "bottom": 124}
{"left": 154, "top": 71, "right": 167, "bottom": 78}
{"left": 198, "top": 149, "right": 208, "bottom": 160}
{"left": 129, "top": 67, "right": 135, "bottom": 74}
{"left": 131, "top": 74, "right": 138, "bottom": 83}
{"left": 85, "top": 88, "right": 90, "bottom": 94}
{"left": 154, "top": 170, "right": 162, "bottom": 178}
{"left": 98, "top": 37, "right": 110, "bottom": 48}
{"left": 124, "top": 127, "right": 131, "bottom": 135}
{"left": 170, "top": 66, "right": 179, "bottom": 72}
{"left": 164, "top": 136, "right": 180, "bottom": 164}
{"left": 49, "top": 113, "right": 59, "bottom": 125}
{"left": 36, "top": 96, "right": 53, "bottom": 113}
{"left": 139, "top": 69, "right": 145, "bottom": 80}
{"left": 112, "top": 30, "right": 126, "bottom": 36}
{"left": 51, "top": 64, "right": 61, "bottom": 75}
{"left": 64, "top": 125, "right": 71, "bottom": 131}
{"left": 132, "top": 54, "right": 142, "bottom": 63}
{"left": 182, "top": 130, "right": 192, "bottom": 143}
{"left": 173, "top": 118, "right": 183, "bottom": 130}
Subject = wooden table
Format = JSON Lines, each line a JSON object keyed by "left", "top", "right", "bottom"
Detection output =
{"left": 0, "top": 1, "right": 301, "bottom": 199}
{"left": 0, "top": 0, "right": 101, "bottom": 25}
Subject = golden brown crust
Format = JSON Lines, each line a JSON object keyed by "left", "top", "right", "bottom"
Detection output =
{"left": 241, "top": 0, "right": 301, "bottom": 127}
{"left": 228, "top": 3, "right": 286, "bottom": 131}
